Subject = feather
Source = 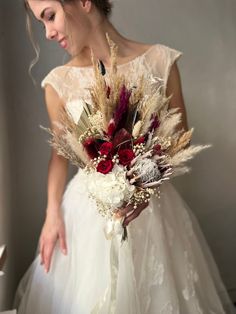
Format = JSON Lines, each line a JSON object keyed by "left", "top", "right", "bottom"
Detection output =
{"left": 170, "top": 144, "right": 212, "bottom": 167}
{"left": 89, "top": 48, "right": 108, "bottom": 124}
{"left": 39, "top": 125, "right": 86, "bottom": 168}
{"left": 171, "top": 166, "right": 191, "bottom": 177}
{"left": 169, "top": 128, "right": 194, "bottom": 156}
{"left": 105, "top": 32, "right": 118, "bottom": 75}
{"left": 155, "top": 112, "right": 182, "bottom": 138}
{"left": 157, "top": 104, "right": 178, "bottom": 128}
{"left": 140, "top": 89, "right": 171, "bottom": 135}
{"left": 63, "top": 133, "right": 90, "bottom": 165}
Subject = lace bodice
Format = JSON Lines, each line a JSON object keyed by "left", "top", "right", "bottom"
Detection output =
{"left": 41, "top": 43, "right": 182, "bottom": 123}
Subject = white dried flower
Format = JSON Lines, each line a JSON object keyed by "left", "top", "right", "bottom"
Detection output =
{"left": 133, "top": 158, "right": 161, "bottom": 183}
{"left": 82, "top": 164, "right": 135, "bottom": 212}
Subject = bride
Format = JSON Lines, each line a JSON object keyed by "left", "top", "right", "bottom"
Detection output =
{"left": 13, "top": 0, "right": 235, "bottom": 313}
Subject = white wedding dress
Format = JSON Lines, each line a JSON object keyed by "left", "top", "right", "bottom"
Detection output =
{"left": 13, "top": 44, "right": 235, "bottom": 314}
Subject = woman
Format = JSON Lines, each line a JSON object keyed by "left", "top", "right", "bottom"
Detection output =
{"left": 13, "top": 0, "right": 235, "bottom": 313}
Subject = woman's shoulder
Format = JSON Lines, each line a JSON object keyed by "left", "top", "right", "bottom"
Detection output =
{"left": 128, "top": 41, "right": 183, "bottom": 75}
{"left": 142, "top": 42, "right": 183, "bottom": 71}
{"left": 148, "top": 42, "right": 183, "bottom": 90}
{"left": 41, "top": 65, "right": 74, "bottom": 90}
{"left": 127, "top": 40, "right": 182, "bottom": 56}
{"left": 143, "top": 42, "right": 183, "bottom": 60}
{"left": 41, "top": 65, "right": 76, "bottom": 101}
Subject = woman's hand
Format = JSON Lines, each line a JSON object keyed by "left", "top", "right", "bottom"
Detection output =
{"left": 115, "top": 201, "right": 149, "bottom": 226}
{"left": 39, "top": 211, "right": 67, "bottom": 273}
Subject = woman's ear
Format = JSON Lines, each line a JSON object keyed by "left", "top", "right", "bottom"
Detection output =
{"left": 79, "top": 0, "right": 92, "bottom": 13}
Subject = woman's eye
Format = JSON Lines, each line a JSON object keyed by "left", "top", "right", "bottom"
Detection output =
{"left": 48, "top": 13, "right": 55, "bottom": 22}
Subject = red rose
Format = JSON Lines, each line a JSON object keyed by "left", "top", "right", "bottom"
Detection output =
{"left": 99, "top": 142, "right": 113, "bottom": 156}
{"left": 118, "top": 149, "right": 135, "bottom": 166}
{"left": 96, "top": 159, "right": 113, "bottom": 174}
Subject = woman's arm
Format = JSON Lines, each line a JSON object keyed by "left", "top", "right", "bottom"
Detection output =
{"left": 46, "top": 151, "right": 68, "bottom": 215}
{"left": 44, "top": 83, "right": 69, "bottom": 215}
{"left": 40, "top": 84, "right": 69, "bottom": 273}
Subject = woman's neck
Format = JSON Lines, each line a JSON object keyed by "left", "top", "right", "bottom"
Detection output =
{"left": 70, "top": 20, "right": 144, "bottom": 68}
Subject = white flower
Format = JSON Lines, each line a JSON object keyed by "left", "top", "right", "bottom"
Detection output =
{"left": 85, "top": 164, "right": 135, "bottom": 210}
{"left": 133, "top": 158, "right": 161, "bottom": 183}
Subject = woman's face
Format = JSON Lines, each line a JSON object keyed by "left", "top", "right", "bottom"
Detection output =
{"left": 27, "top": 0, "right": 92, "bottom": 56}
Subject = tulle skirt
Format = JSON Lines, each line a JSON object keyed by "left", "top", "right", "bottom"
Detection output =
{"left": 13, "top": 168, "right": 235, "bottom": 313}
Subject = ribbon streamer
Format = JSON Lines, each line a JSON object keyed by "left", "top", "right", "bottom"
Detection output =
{"left": 91, "top": 218, "right": 141, "bottom": 314}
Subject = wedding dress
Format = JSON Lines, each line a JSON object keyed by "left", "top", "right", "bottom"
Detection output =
{"left": 13, "top": 43, "right": 236, "bottom": 314}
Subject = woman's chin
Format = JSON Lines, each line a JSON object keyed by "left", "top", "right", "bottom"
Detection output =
{"left": 63, "top": 45, "right": 73, "bottom": 56}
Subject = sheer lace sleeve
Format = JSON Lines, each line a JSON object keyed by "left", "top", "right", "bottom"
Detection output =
{"left": 41, "top": 67, "right": 64, "bottom": 99}
{"left": 41, "top": 66, "right": 91, "bottom": 123}
{"left": 41, "top": 66, "right": 79, "bottom": 103}
{"left": 151, "top": 44, "right": 183, "bottom": 93}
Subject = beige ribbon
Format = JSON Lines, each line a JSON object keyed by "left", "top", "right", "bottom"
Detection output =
{"left": 91, "top": 217, "right": 141, "bottom": 314}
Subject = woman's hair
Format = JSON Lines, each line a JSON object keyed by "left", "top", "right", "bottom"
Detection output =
{"left": 24, "top": 0, "right": 113, "bottom": 18}
{"left": 24, "top": 0, "right": 113, "bottom": 82}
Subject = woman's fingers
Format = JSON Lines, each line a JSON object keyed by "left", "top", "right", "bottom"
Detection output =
{"left": 43, "top": 240, "right": 55, "bottom": 273}
{"left": 39, "top": 239, "right": 44, "bottom": 265}
{"left": 59, "top": 229, "right": 67, "bottom": 255}
{"left": 123, "top": 202, "right": 149, "bottom": 226}
{"left": 115, "top": 204, "right": 133, "bottom": 217}
{"left": 123, "top": 209, "right": 141, "bottom": 226}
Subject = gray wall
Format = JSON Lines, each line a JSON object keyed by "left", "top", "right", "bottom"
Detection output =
{"left": 0, "top": 5, "right": 15, "bottom": 309}
{"left": 0, "top": 0, "right": 235, "bottom": 309}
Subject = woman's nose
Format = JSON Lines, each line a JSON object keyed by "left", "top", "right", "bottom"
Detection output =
{"left": 46, "top": 28, "right": 57, "bottom": 40}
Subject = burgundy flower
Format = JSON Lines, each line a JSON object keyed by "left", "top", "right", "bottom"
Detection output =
{"left": 107, "top": 119, "right": 116, "bottom": 137}
{"left": 99, "top": 142, "right": 113, "bottom": 156}
{"left": 96, "top": 159, "right": 113, "bottom": 174}
{"left": 118, "top": 149, "right": 135, "bottom": 166}
{"left": 149, "top": 114, "right": 160, "bottom": 132}
{"left": 113, "top": 128, "right": 132, "bottom": 150}
{"left": 113, "top": 85, "right": 132, "bottom": 130}
{"left": 153, "top": 144, "right": 162, "bottom": 155}
{"left": 134, "top": 136, "right": 145, "bottom": 145}
{"left": 83, "top": 137, "right": 99, "bottom": 159}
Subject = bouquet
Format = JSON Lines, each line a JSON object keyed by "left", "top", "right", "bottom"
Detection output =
{"left": 41, "top": 34, "right": 211, "bottom": 242}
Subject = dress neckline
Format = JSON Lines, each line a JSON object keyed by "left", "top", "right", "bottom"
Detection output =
{"left": 61, "top": 44, "right": 158, "bottom": 71}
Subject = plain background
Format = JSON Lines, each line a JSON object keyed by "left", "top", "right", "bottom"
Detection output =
{"left": 0, "top": 0, "right": 235, "bottom": 310}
